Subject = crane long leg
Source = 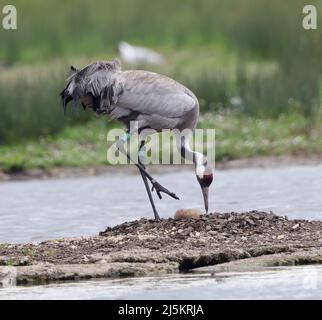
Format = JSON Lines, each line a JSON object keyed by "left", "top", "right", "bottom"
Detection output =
{"left": 138, "top": 141, "right": 160, "bottom": 220}
{"left": 115, "top": 132, "right": 179, "bottom": 200}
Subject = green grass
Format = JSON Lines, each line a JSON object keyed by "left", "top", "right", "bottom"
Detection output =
{"left": 1, "top": 42, "right": 321, "bottom": 144}
{"left": 1, "top": 0, "right": 321, "bottom": 64}
{"left": 0, "top": 43, "right": 234, "bottom": 144}
{"left": 1, "top": 1, "right": 322, "bottom": 144}
{"left": 1, "top": 111, "right": 321, "bottom": 172}
{"left": 200, "top": 111, "right": 322, "bottom": 161}
{"left": 1, "top": 0, "right": 322, "bottom": 169}
{"left": 0, "top": 119, "right": 113, "bottom": 171}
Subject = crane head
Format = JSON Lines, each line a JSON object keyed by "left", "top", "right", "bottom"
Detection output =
{"left": 195, "top": 157, "right": 213, "bottom": 213}
{"left": 59, "top": 59, "right": 122, "bottom": 114}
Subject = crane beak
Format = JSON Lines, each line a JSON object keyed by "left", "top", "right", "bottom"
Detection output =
{"left": 201, "top": 186, "right": 209, "bottom": 213}
{"left": 196, "top": 172, "right": 213, "bottom": 214}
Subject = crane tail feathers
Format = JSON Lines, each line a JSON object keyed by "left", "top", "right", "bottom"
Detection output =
{"left": 59, "top": 59, "right": 124, "bottom": 116}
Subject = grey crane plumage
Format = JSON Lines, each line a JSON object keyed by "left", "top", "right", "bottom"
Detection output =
{"left": 60, "top": 58, "right": 213, "bottom": 219}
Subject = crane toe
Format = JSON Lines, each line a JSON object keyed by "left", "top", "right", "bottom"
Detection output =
{"left": 151, "top": 180, "right": 180, "bottom": 200}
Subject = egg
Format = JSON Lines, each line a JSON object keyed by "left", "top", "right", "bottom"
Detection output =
{"left": 174, "top": 208, "right": 202, "bottom": 220}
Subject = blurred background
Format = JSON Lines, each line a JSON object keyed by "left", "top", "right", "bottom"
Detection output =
{"left": 1, "top": 0, "right": 322, "bottom": 173}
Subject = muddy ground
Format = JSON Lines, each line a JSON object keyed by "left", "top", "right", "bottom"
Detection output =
{"left": 0, "top": 211, "right": 322, "bottom": 286}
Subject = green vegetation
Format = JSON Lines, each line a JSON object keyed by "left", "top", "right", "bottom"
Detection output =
{"left": 0, "top": 46, "right": 232, "bottom": 143}
{"left": 5, "top": 259, "right": 15, "bottom": 267}
{"left": 1, "top": 111, "right": 321, "bottom": 172}
{"left": 20, "top": 247, "right": 36, "bottom": 259}
{"left": 1, "top": 0, "right": 322, "bottom": 171}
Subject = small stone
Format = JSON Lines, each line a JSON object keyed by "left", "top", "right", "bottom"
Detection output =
{"left": 277, "top": 235, "right": 285, "bottom": 240}
{"left": 206, "top": 226, "right": 212, "bottom": 231}
{"left": 82, "top": 255, "right": 89, "bottom": 263}
{"left": 292, "top": 224, "right": 300, "bottom": 230}
{"left": 96, "top": 259, "right": 107, "bottom": 264}
{"left": 182, "top": 227, "right": 194, "bottom": 236}
{"left": 208, "top": 231, "right": 217, "bottom": 236}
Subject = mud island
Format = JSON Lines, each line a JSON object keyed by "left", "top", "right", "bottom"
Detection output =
{"left": 1, "top": 211, "right": 322, "bottom": 286}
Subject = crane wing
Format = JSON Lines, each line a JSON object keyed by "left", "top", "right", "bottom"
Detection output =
{"left": 60, "top": 61, "right": 199, "bottom": 130}
{"left": 117, "top": 71, "right": 197, "bottom": 119}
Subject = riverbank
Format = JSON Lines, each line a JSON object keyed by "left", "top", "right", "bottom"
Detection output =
{"left": 1, "top": 110, "right": 322, "bottom": 177}
{"left": 1, "top": 211, "right": 321, "bottom": 286}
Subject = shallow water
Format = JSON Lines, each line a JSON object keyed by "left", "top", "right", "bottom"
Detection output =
{"left": 1, "top": 164, "right": 322, "bottom": 299}
{"left": 1, "top": 265, "right": 322, "bottom": 299}
{"left": 0, "top": 165, "right": 322, "bottom": 243}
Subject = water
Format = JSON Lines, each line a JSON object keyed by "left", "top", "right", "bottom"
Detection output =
{"left": 0, "top": 165, "right": 322, "bottom": 244}
{"left": 1, "top": 266, "right": 322, "bottom": 299}
{"left": 1, "top": 164, "right": 322, "bottom": 299}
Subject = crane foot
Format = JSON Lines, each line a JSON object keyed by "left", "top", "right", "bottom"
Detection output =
{"left": 151, "top": 180, "right": 180, "bottom": 200}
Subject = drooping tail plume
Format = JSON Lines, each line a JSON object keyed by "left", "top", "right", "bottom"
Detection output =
{"left": 59, "top": 60, "right": 122, "bottom": 115}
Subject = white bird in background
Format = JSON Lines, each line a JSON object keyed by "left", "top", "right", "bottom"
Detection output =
{"left": 60, "top": 59, "right": 213, "bottom": 220}
{"left": 118, "top": 41, "right": 164, "bottom": 66}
